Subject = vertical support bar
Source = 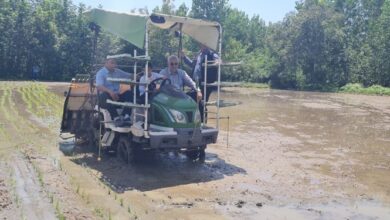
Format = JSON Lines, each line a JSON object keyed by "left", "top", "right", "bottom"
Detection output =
{"left": 144, "top": 21, "right": 149, "bottom": 137}
{"left": 216, "top": 25, "right": 223, "bottom": 130}
{"left": 227, "top": 116, "right": 230, "bottom": 148}
{"left": 133, "top": 49, "right": 137, "bottom": 124}
{"left": 98, "top": 121, "right": 102, "bottom": 161}
{"left": 178, "top": 24, "right": 183, "bottom": 68}
{"left": 203, "top": 56, "right": 208, "bottom": 125}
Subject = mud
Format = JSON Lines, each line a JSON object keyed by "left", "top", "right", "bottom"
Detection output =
{"left": 12, "top": 153, "right": 57, "bottom": 220}
{"left": 0, "top": 82, "right": 94, "bottom": 220}
{"left": 0, "top": 82, "right": 389, "bottom": 219}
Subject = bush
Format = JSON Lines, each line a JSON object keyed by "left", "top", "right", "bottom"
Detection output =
{"left": 340, "top": 83, "right": 390, "bottom": 95}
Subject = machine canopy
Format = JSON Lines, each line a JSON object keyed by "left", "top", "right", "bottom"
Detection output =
{"left": 85, "top": 9, "right": 220, "bottom": 51}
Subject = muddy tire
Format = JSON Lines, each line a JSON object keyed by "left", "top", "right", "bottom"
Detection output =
{"left": 117, "top": 136, "right": 134, "bottom": 164}
{"left": 186, "top": 148, "right": 206, "bottom": 163}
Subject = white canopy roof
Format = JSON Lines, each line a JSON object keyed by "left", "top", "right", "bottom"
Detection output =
{"left": 150, "top": 13, "right": 221, "bottom": 51}
{"left": 85, "top": 9, "right": 221, "bottom": 51}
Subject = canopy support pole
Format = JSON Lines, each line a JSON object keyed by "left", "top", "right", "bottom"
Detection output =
{"left": 144, "top": 21, "right": 150, "bottom": 138}
{"left": 133, "top": 49, "right": 137, "bottom": 126}
{"left": 178, "top": 24, "right": 183, "bottom": 68}
{"left": 216, "top": 25, "right": 222, "bottom": 130}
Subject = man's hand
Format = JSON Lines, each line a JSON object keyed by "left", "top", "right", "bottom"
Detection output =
{"left": 179, "top": 50, "right": 186, "bottom": 58}
{"left": 109, "top": 91, "right": 119, "bottom": 101}
{"left": 196, "top": 91, "right": 203, "bottom": 102}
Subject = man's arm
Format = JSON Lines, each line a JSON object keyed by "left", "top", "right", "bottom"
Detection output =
{"left": 154, "top": 72, "right": 165, "bottom": 79}
{"left": 96, "top": 71, "right": 119, "bottom": 100}
{"left": 213, "top": 52, "right": 220, "bottom": 60}
{"left": 182, "top": 71, "right": 197, "bottom": 91}
{"left": 183, "top": 55, "right": 193, "bottom": 67}
{"left": 182, "top": 70, "right": 202, "bottom": 101}
{"left": 180, "top": 51, "right": 194, "bottom": 67}
{"left": 159, "top": 68, "right": 168, "bottom": 77}
{"left": 116, "top": 68, "right": 133, "bottom": 78}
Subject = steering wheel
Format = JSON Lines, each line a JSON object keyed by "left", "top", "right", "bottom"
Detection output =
{"left": 148, "top": 77, "right": 171, "bottom": 93}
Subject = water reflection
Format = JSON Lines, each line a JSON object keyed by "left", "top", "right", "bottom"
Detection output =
{"left": 215, "top": 88, "right": 390, "bottom": 202}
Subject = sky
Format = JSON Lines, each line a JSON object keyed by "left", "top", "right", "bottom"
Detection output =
{"left": 72, "top": 0, "right": 297, "bottom": 23}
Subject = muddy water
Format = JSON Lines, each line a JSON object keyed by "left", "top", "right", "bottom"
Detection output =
{"left": 210, "top": 88, "right": 390, "bottom": 218}
{"left": 59, "top": 85, "right": 390, "bottom": 219}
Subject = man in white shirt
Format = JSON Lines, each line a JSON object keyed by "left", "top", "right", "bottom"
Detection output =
{"left": 139, "top": 62, "right": 163, "bottom": 96}
{"left": 138, "top": 62, "right": 163, "bottom": 103}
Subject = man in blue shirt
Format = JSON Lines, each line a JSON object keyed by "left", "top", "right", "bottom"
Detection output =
{"left": 96, "top": 58, "right": 133, "bottom": 119}
{"left": 159, "top": 55, "right": 205, "bottom": 121}
{"left": 159, "top": 55, "right": 202, "bottom": 102}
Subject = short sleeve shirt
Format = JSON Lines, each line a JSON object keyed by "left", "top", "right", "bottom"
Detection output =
{"left": 96, "top": 67, "right": 132, "bottom": 94}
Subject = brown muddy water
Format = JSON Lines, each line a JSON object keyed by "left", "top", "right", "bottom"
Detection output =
{"left": 212, "top": 87, "right": 390, "bottom": 219}
{"left": 67, "top": 86, "right": 390, "bottom": 219}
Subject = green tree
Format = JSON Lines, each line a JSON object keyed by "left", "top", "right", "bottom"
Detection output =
{"left": 370, "top": 0, "right": 390, "bottom": 86}
{"left": 191, "top": 0, "right": 228, "bottom": 22}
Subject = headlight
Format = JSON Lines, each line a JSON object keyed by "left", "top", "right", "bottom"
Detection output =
{"left": 194, "top": 109, "right": 201, "bottom": 123}
{"left": 169, "top": 109, "right": 187, "bottom": 123}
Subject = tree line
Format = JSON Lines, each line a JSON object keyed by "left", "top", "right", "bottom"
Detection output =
{"left": 1, "top": 0, "right": 389, "bottom": 91}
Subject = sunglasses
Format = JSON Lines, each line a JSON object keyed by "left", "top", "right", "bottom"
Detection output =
{"left": 170, "top": 62, "right": 178, "bottom": 66}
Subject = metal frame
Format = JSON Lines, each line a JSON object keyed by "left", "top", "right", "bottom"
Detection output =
{"left": 105, "top": 17, "right": 223, "bottom": 136}
{"left": 201, "top": 24, "right": 222, "bottom": 129}
{"left": 203, "top": 56, "right": 208, "bottom": 124}
{"left": 144, "top": 20, "right": 150, "bottom": 137}
{"left": 105, "top": 20, "right": 151, "bottom": 138}
{"left": 217, "top": 25, "right": 222, "bottom": 130}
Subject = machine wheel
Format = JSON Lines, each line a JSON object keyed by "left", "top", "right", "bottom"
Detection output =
{"left": 117, "top": 136, "right": 134, "bottom": 164}
{"left": 186, "top": 147, "right": 206, "bottom": 163}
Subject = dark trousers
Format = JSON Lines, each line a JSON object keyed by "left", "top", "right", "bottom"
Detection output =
{"left": 202, "top": 85, "right": 216, "bottom": 102}
{"left": 137, "top": 94, "right": 147, "bottom": 104}
{"left": 187, "top": 91, "right": 206, "bottom": 122}
{"left": 191, "top": 86, "right": 217, "bottom": 123}
{"left": 98, "top": 90, "right": 133, "bottom": 118}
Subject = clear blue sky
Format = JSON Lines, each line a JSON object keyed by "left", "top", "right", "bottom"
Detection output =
{"left": 72, "top": 0, "right": 297, "bottom": 23}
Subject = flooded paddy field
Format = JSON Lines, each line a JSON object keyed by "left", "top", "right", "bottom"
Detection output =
{"left": 0, "top": 81, "right": 389, "bottom": 219}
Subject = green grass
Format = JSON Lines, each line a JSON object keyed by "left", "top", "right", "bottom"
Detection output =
{"left": 94, "top": 208, "right": 104, "bottom": 218}
{"left": 17, "top": 82, "right": 63, "bottom": 129}
{"left": 220, "top": 81, "right": 269, "bottom": 89}
{"left": 55, "top": 201, "right": 66, "bottom": 220}
{"left": 0, "top": 83, "right": 29, "bottom": 136}
{"left": 1, "top": 87, "right": 12, "bottom": 120}
{"left": 339, "top": 83, "right": 390, "bottom": 96}
{"left": 240, "top": 82, "right": 269, "bottom": 89}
